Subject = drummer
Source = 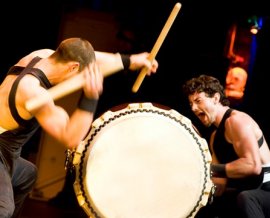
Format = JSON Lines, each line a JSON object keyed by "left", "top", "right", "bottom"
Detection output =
{"left": 182, "top": 74, "right": 270, "bottom": 218}
{"left": 0, "top": 37, "right": 158, "bottom": 218}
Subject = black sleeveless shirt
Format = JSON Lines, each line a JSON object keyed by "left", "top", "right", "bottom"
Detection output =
{"left": 0, "top": 57, "right": 52, "bottom": 175}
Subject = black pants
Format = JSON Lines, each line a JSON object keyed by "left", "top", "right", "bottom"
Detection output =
{"left": 195, "top": 183, "right": 270, "bottom": 218}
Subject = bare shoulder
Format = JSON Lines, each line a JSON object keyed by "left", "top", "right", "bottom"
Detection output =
{"left": 19, "top": 75, "right": 47, "bottom": 102}
{"left": 12, "top": 75, "right": 52, "bottom": 120}
{"left": 226, "top": 109, "right": 261, "bottom": 135}
{"left": 229, "top": 109, "right": 253, "bottom": 124}
{"left": 16, "top": 49, "right": 55, "bottom": 66}
{"left": 29, "top": 49, "right": 54, "bottom": 58}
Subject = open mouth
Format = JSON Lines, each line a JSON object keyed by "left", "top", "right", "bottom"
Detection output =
{"left": 196, "top": 111, "right": 206, "bottom": 121}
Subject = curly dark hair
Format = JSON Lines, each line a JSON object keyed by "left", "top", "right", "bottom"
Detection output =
{"left": 182, "top": 74, "right": 230, "bottom": 106}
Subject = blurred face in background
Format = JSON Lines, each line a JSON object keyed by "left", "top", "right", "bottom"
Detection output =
{"left": 225, "top": 67, "right": 248, "bottom": 99}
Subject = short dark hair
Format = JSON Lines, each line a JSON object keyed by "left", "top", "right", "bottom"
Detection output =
{"left": 50, "top": 37, "right": 96, "bottom": 71}
{"left": 182, "top": 74, "right": 230, "bottom": 106}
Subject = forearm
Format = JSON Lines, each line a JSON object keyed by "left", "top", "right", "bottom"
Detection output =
{"left": 63, "top": 94, "right": 99, "bottom": 148}
{"left": 211, "top": 160, "right": 261, "bottom": 179}
{"left": 66, "top": 109, "right": 94, "bottom": 149}
{"left": 36, "top": 104, "right": 93, "bottom": 149}
{"left": 95, "top": 51, "right": 130, "bottom": 77}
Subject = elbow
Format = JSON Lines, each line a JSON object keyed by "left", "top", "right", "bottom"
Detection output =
{"left": 59, "top": 137, "right": 81, "bottom": 150}
{"left": 65, "top": 139, "right": 81, "bottom": 150}
{"left": 250, "top": 162, "right": 262, "bottom": 176}
{"left": 254, "top": 166, "right": 262, "bottom": 176}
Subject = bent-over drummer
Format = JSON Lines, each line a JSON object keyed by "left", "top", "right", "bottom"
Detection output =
{"left": 0, "top": 37, "right": 158, "bottom": 217}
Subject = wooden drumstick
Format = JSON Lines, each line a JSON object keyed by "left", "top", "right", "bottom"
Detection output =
{"left": 25, "top": 73, "right": 85, "bottom": 112}
{"left": 25, "top": 53, "right": 125, "bottom": 112}
{"left": 131, "top": 2, "right": 182, "bottom": 93}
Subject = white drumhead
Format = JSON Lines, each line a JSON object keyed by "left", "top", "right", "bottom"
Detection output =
{"left": 73, "top": 103, "right": 212, "bottom": 218}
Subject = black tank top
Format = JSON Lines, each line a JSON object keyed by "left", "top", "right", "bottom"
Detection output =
{"left": 0, "top": 57, "right": 52, "bottom": 175}
{"left": 213, "top": 108, "right": 264, "bottom": 190}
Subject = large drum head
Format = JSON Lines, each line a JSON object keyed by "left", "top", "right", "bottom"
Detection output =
{"left": 73, "top": 102, "right": 213, "bottom": 218}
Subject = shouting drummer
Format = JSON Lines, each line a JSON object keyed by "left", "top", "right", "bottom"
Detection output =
{"left": 0, "top": 37, "right": 158, "bottom": 218}
{"left": 182, "top": 74, "right": 270, "bottom": 218}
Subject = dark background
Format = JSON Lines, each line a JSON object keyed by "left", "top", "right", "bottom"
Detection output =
{"left": 1, "top": 0, "right": 270, "bottom": 142}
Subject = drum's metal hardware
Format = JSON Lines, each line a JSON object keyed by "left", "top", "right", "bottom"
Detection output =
{"left": 208, "top": 185, "right": 217, "bottom": 204}
{"left": 65, "top": 149, "right": 75, "bottom": 172}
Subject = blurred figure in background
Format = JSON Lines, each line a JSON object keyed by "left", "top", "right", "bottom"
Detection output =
{"left": 225, "top": 66, "right": 248, "bottom": 102}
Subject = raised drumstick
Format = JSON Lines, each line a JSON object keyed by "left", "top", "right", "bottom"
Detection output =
{"left": 131, "top": 2, "right": 182, "bottom": 93}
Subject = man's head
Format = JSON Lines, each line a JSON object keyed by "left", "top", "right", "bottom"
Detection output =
{"left": 225, "top": 67, "right": 248, "bottom": 99}
{"left": 183, "top": 75, "right": 230, "bottom": 107}
{"left": 50, "top": 37, "right": 96, "bottom": 72}
{"left": 182, "top": 75, "right": 230, "bottom": 127}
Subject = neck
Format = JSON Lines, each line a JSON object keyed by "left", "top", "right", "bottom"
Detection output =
{"left": 35, "top": 58, "right": 67, "bottom": 85}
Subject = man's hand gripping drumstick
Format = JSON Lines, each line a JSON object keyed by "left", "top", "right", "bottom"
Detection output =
{"left": 131, "top": 2, "right": 182, "bottom": 93}
{"left": 25, "top": 52, "right": 158, "bottom": 112}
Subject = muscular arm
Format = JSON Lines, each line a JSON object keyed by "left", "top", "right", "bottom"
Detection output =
{"left": 17, "top": 49, "right": 157, "bottom": 76}
{"left": 218, "top": 112, "right": 262, "bottom": 178}
{"left": 95, "top": 51, "right": 158, "bottom": 76}
{"left": 28, "top": 63, "right": 102, "bottom": 149}
{"left": 34, "top": 96, "right": 94, "bottom": 149}
{"left": 95, "top": 52, "right": 124, "bottom": 77}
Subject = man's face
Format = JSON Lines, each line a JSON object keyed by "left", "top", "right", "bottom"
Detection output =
{"left": 188, "top": 92, "right": 217, "bottom": 127}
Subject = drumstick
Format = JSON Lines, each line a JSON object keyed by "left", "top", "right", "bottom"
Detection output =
{"left": 26, "top": 73, "right": 85, "bottom": 112}
{"left": 25, "top": 53, "right": 124, "bottom": 112}
{"left": 131, "top": 2, "right": 182, "bottom": 93}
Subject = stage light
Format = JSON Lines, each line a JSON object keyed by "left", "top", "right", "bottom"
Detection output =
{"left": 248, "top": 16, "right": 263, "bottom": 35}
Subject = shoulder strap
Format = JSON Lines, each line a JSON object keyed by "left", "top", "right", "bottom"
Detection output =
{"left": 217, "top": 108, "right": 233, "bottom": 131}
{"left": 27, "top": 68, "right": 52, "bottom": 89}
{"left": 8, "top": 57, "right": 42, "bottom": 127}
